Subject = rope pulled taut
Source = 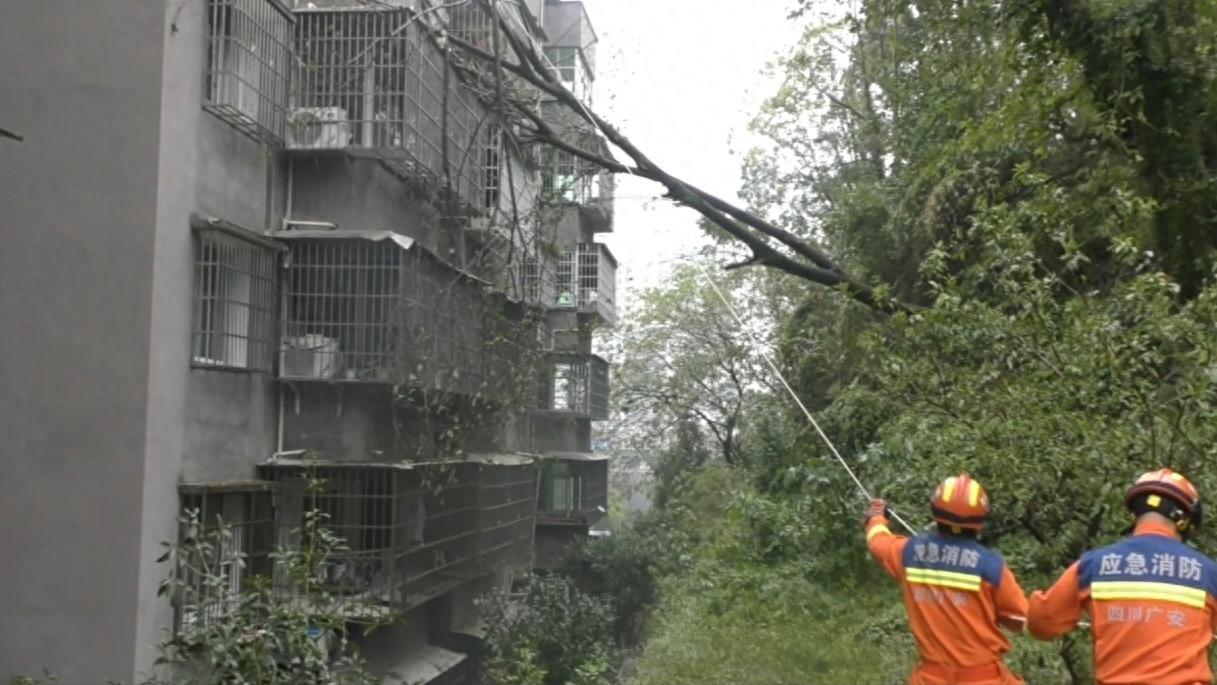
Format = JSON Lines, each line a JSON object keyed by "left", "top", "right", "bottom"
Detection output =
{"left": 692, "top": 262, "right": 918, "bottom": 534}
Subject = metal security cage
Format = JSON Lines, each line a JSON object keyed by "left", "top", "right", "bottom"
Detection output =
{"left": 554, "top": 243, "right": 617, "bottom": 326}
{"left": 536, "top": 455, "right": 608, "bottom": 524}
{"left": 475, "top": 457, "right": 539, "bottom": 570}
{"left": 277, "top": 231, "right": 521, "bottom": 398}
{"left": 192, "top": 223, "right": 280, "bottom": 372}
{"left": 536, "top": 352, "right": 609, "bottom": 419}
{"left": 260, "top": 458, "right": 529, "bottom": 620}
{"left": 580, "top": 171, "right": 614, "bottom": 233}
{"left": 520, "top": 252, "right": 558, "bottom": 308}
{"left": 204, "top": 0, "right": 293, "bottom": 143}
{"left": 291, "top": 7, "right": 486, "bottom": 208}
{"left": 176, "top": 484, "right": 276, "bottom": 634}
{"left": 261, "top": 459, "right": 484, "bottom": 622}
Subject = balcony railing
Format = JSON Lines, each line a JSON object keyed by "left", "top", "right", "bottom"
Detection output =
{"left": 259, "top": 456, "right": 538, "bottom": 622}
{"left": 274, "top": 230, "right": 531, "bottom": 400}
{"left": 290, "top": 7, "right": 485, "bottom": 208}
{"left": 555, "top": 243, "right": 616, "bottom": 326}
{"left": 536, "top": 455, "right": 608, "bottom": 525}
{"left": 535, "top": 352, "right": 609, "bottom": 420}
{"left": 204, "top": 0, "right": 294, "bottom": 144}
{"left": 579, "top": 172, "right": 614, "bottom": 233}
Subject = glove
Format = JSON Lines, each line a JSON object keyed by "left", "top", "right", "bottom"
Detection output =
{"left": 864, "top": 498, "right": 889, "bottom": 523}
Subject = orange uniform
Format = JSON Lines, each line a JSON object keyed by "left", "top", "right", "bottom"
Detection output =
{"left": 866, "top": 515, "right": 1028, "bottom": 685}
{"left": 1027, "top": 520, "right": 1217, "bottom": 685}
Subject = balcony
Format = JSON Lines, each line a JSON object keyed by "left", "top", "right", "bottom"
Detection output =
{"left": 290, "top": 7, "right": 485, "bottom": 208}
{"left": 536, "top": 453, "right": 608, "bottom": 526}
{"left": 274, "top": 230, "right": 530, "bottom": 400}
{"left": 204, "top": 0, "right": 294, "bottom": 144}
{"left": 579, "top": 172, "right": 614, "bottom": 233}
{"left": 258, "top": 455, "right": 538, "bottom": 622}
{"left": 555, "top": 243, "right": 617, "bottom": 326}
{"left": 535, "top": 352, "right": 609, "bottom": 420}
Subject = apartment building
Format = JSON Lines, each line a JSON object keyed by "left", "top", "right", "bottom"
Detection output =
{"left": 0, "top": 0, "right": 614, "bottom": 682}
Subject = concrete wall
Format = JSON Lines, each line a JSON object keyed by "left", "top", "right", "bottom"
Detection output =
{"left": 182, "top": 7, "right": 287, "bottom": 487}
{"left": 532, "top": 415, "right": 591, "bottom": 453}
{"left": 182, "top": 370, "right": 278, "bottom": 481}
{"left": 0, "top": 1, "right": 168, "bottom": 681}
{"left": 291, "top": 154, "right": 442, "bottom": 248}
{"left": 282, "top": 383, "right": 400, "bottom": 460}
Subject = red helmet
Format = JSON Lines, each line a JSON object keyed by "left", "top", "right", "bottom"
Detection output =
{"left": 930, "top": 474, "right": 990, "bottom": 530}
{"left": 1126, "top": 468, "right": 1202, "bottom": 529}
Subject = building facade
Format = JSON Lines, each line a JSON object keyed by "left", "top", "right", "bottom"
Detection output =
{"left": 0, "top": 0, "right": 613, "bottom": 682}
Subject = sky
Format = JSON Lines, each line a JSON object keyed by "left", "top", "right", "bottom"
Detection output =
{"left": 578, "top": 0, "right": 804, "bottom": 310}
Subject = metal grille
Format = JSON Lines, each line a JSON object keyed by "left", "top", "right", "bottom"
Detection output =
{"left": 477, "top": 462, "right": 538, "bottom": 569}
{"left": 536, "top": 353, "right": 609, "bottom": 419}
{"left": 543, "top": 46, "right": 592, "bottom": 103}
{"left": 554, "top": 243, "right": 616, "bottom": 325}
{"left": 447, "top": 2, "right": 495, "bottom": 51}
{"left": 280, "top": 236, "right": 525, "bottom": 398}
{"left": 292, "top": 8, "right": 485, "bottom": 207}
{"left": 193, "top": 229, "right": 278, "bottom": 371}
{"left": 537, "top": 458, "right": 607, "bottom": 522}
{"left": 541, "top": 146, "right": 584, "bottom": 203}
{"left": 176, "top": 486, "right": 275, "bottom": 634}
{"left": 520, "top": 252, "right": 557, "bottom": 307}
{"left": 260, "top": 461, "right": 521, "bottom": 620}
{"left": 483, "top": 124, "right": 501, "bottom": 210}
{"left": 204, "top": 0, "right": 293, "bottom": 143}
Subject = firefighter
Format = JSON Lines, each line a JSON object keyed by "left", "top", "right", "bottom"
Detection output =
{"left": 865, "top": 474, "right": 1028, "bottom": 685}
{"left": 1026, "top": 468, "right": 1217, "bottom": 684}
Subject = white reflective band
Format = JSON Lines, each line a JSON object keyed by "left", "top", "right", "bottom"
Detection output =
{"left": 866, "top": 524, "right": 891, "bottom": 542}
{"left": 906, "top": 567, "right": 982, "bottom": 591}
{"left": 1090, "top": 580, "right": 1207, "bottom": 609}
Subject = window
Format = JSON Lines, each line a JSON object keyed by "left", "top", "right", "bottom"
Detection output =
{"left": 484, "top": 124, "right": 501, "bottom": 210}
{"left": 193, "top": 225, "right": 278, "bottom": 371}
{"left": 544, "top": 47, "right": 591, "bottom": 103}
{"left": 205, "top": 0, "right": 292, "bottom": 143}
{"left": 542, "top": 147, "right": 581, "bottom": 203}
{"left": 176, "top": 486, "right": 274, "bottom": 634}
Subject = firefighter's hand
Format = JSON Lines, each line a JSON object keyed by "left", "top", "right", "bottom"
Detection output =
{"left": 865, "top": 498, "right": 889, "bottom": 523}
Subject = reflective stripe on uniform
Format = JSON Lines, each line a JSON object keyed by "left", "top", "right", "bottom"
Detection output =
{"left": 867, "top": 524, "right": 891, "bottom": 542}
{"left": 906, "top": 567, "right": 982, "bottom": 591}
{"left": 1090, "top": 580, "right": 1207, "bottom": 609}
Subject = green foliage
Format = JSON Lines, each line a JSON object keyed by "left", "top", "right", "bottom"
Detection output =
{"left": 608, "top": 255, "right": 799, "bottom": 466}
{"left": 150, "top": 489, "right": 381, "bottom": 685}
{"left": 478, "top": 575, "right": 616, "bottom": 685}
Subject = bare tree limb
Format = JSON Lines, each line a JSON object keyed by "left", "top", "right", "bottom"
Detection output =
{"left": 442, "top": 19, "right": 901, "bottom": 312}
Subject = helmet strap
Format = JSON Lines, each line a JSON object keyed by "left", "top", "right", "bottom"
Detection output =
{"left": 1130, "top": 493, "right": 1197, "bottom": 538}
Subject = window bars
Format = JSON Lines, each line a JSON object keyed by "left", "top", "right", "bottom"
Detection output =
{"left": 476, "top": 462, "right": 538, "bottom": 570}
{"left": 553, "top": 243, "right": 616, "bottom": 325}
{"left": 193, "top": 228, "right": 278, "bottom": 371}
{"left": 536, "top": 353, "right": 609, "bottom": 419}
{"left": 259, "top": 460, "right": 533, "bottom": 620}
{"left": 537, "top": 458, "right": 607, "bottom": 521}
{"left": 278, "top": 235, "right": 527, "bottom": 400}
{"left": 542, "top": 47, "right": 592, "bottom": 104}
{"left": 483, "top": 124, "right": 501, "bottom": 211}
{"left": 204, "top": 0, "right": 293, "bottom": 144}
{"left": 176, "top": 486, "right": 275, "bottom": 634}
{"left": 291, "top": 8, "right": 486, "bottom": 208}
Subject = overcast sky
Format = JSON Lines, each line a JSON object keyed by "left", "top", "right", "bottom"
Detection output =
{"left": 579, "top": 0, "right": 803, "bottom": 309}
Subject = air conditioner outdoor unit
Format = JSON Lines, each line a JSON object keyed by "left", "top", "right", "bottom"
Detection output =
{"left": 287, "top": 107, "right": 350, "bottom": 150}
{"left": 280, "top": 334, "right": 341, "bottom": 379}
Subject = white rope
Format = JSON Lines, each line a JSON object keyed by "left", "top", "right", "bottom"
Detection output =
{"left": 540, "top": 39, "right": 921, "bottom": 535}
{"left": 692, "top": 262, "right": 918, "bottom": 534}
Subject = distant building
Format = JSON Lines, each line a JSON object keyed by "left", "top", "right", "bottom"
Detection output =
{"left": 0, "top": 0, "right": 613, "bottom": 682}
